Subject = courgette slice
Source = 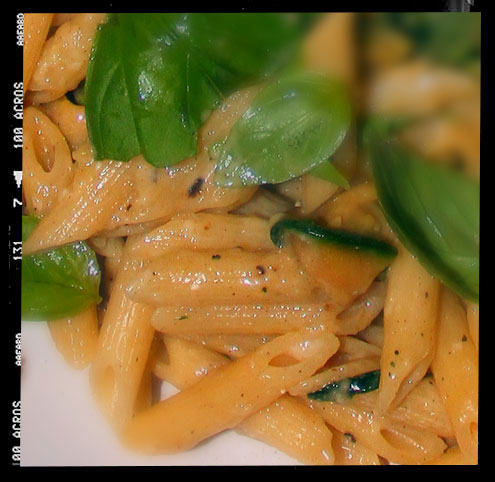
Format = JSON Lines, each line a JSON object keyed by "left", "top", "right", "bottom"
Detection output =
{"left": 271, "top": 219, "right": 397, "bottom": 307}
{"left": 308, "top": 369, "right": 381, "bottom": 402}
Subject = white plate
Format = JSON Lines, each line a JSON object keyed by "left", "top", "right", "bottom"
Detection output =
{"left": 20, "top": 321, "right": 301, "bottom": 466}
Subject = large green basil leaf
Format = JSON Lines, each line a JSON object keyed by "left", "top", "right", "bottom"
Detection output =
{"left": 85, "top": 13, "right": 317, "bottom": 167}
{"left": 22, "top": 216, "right": 102, "bottom": 321}
{"left": 369, "top": 137, "right": 479, "bottom": 302}
{"left": 214, "top": 71, "right": 351, "bottom": 187}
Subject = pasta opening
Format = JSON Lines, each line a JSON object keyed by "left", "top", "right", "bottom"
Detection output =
{"left": 28, "top": 110, "right": 59, "bottom": 173}
{"left": 268, "top": 353, "right": 301, "bottom": 367}
{"left": 34, "top": 139, "right": 55, "bottom": 173}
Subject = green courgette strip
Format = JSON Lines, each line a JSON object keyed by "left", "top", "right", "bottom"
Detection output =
{"left": 270, "top": 218, "right": 398, "bottom": 259}
{"left": 308, "top": 370, "right": 381, "bottom": 402}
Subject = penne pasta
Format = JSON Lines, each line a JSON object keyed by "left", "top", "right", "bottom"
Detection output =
{"left": 334, "top": 280, "right": 386, "bottom": 335}
{"left": 377, "top": 249, "right": 441, "bottom": 414}
{"left": 237, "top": 394, "right": 335, "bottom": 465}
{"left": 27, "top": 13, "right": 107, "bottom": 103}
{"left": 151, "top": 302, "right": 337, "bottom": 335}
{"left": 122, "top": 329, "right": 339, "bottom": 453}
{"left": 309, "top": 396, "right": 447, "bottom": 465}
{"left": 23, "top": 13, "right": 54, "bottom": 96}
{"left": 178, "top": 333, "right": 275, "bottom": 360}
{"left": 89, "top": 250, "right": 156, "bottom": 431}
{"left": 128, "top": 213, "right": 275, "bottom": 260}
{"left": 153, "top": 335, "right": 336, "bottom": 464}
{"left": 330, "top": 429, "right": 381, "bottom": 465}
{"left": 40, "top": 96, "right": 89, "bottom": 150}
{"left": 367, "top": 60, "right": 479, "bottom": 116}
{"left": 431, "top": 289, "right": 479, "bottom": 464}
{"left": 126, "top": 247, "right": 320, "bottom": 307}
{"left": 152, "top": 335, "right": 230, "bottom": 389}
{"left": 22, "top": 106, "right": 75, "bottom": 217}
{"left": 48, "top": 304, "right": 99, "bottom": 369}
{"left": 352, "top": 378, "right": 455, "bottom": 439}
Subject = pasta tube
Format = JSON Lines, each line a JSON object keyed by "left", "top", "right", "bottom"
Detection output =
{"left": 23, "top": 13, "right": 53, "bottom": 95}
{"left": 122, "top": 329, "right": 339, "bottom": 453}
{"left": 309, "top": 397, "right": 446, "bottom": 465}
{"left": 27, "top": 13, "right": 107, "bottom": 103}
{"left": 330, "top": 429, "right": 381, "bottom": 465}
{"left": 151, "top": 302, "right": 337, "bottom": 335}
{"left": 22, "top": 106, "right": 74, "bottom": 217}
{"left": 153, "top": 335, "right": 336, "bottom": 464}
{"left": 48, "top": 304, "right": 99, "bottom": 369}
{"left": 431, "top": 289, "right": 479, "bottom": 464}
{"left": 128, "top": 213, "right": 275, "bottom": 259}
{"left": 378, "top": 249, "right": 441, "bottom": 413}
{"left": 89, "top": 253, "right": 156, "bottom": 431}
{"left": 127, "top": 248, "right": 319, "bottom": 307}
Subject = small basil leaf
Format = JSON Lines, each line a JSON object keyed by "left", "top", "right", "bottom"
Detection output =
{"left": 310, "top": 160, "right": 350, "bottom": 189}
{"left": 86, "top": 13, "right": 317, "bottom": 167}
{"left": 22, "top": 216, "right": 102, "bottom": 321}
{"left": 214, "top": 71, "right": 351, "bottom": 187}
{"left": 368, "top": 137, "right": 480, "bottom": 302}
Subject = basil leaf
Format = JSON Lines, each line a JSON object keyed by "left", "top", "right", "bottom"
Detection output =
{"left": 86, "top": 13, "right": 316, "bottom": 167}
{"left": 369, "top": 137, "right": 480, "bottom": 302}
{"left": 214, "top": 71, "right": 351, "bottom": 187}
{"left": 22, "top": 216, "right": 102, "bottom": 321}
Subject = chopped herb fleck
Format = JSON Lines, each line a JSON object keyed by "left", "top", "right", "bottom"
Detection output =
{"left": 188, "top": 177, "right": 204, "bottom": 197}
{"left": 344, "top": 433, "right": 356, "bottom": 443}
